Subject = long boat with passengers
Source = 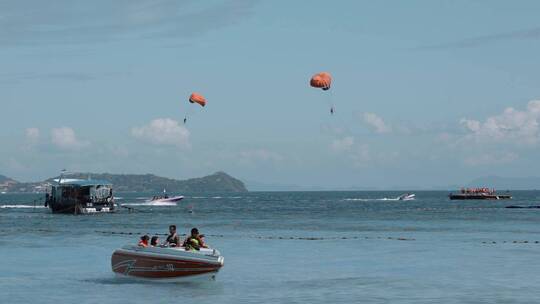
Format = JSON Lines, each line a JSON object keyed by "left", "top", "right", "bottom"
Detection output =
{"left": 45, "top": 176, "right": 115, "bottom": 214}
{"left": 449, "top": 188, "right": 511, "bottom": 200}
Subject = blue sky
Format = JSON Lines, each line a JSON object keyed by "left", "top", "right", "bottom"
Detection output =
{"left": 2, "top": 0, "right": 540, "bottom": 188}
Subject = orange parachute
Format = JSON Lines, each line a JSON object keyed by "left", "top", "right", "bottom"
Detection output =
{"left": 189, "top": 93, "right": 206, "bottom": 107}
{"left": 310, "top": 72, "right": 332, "bottom": 91}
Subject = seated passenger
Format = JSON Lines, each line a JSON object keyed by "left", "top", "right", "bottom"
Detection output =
{"left": 164, "top": 225, "right": 180, "bottom": 247}
{"left": 199, "top": 234, "right": 208, "bottom": 248}
{"left": 183, "top": 227, "right": 207, "bottom": 251}
{"left": 150, "top": 236, "right": 160, "bottom": 247}
{"left": 138, "top": 235, "right": 149, "bottom": 247}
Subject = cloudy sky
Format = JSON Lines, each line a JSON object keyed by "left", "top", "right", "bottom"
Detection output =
{"left": 1, "top": 0, "right": 540, "bottom": 188}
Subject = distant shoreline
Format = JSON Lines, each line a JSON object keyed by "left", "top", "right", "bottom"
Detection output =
{"left": 0, "top": 171, "right": 247, "bottom": 193}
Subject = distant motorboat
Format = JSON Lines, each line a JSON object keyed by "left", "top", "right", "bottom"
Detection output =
{"left": 148, "top": 189, "right": 184, "bottom": 204}
{"left": 397, "top": 193, "right": 415, "bottom": 201}
{"left": 148, "top": 195, "right": 184, "bottom": 204}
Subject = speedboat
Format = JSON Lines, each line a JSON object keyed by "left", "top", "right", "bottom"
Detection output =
{"left": 397, "top": 193, "right": 415, "bottom": 201}
{"left": 148, "top": 189, "right": 184, "bottom": 204}
{"left": 148, "top": 195, "right": 184, "bottom": 203}
{"left": 111, "top": 245, "right": 224, "bottom": 281}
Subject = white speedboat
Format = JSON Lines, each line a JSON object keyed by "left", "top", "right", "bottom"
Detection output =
{"left": 397, "top": 193, "right": 415, "bottom": 201}
{"left": 148, "top": 189, "right": 184, "bottom": 204}
{"left": 111, "top": 245, "right": 224, "bottom": 281}
{"left": 148, "top": 195, "right": 184, "bottom": 203}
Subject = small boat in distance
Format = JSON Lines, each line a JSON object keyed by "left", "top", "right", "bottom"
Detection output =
{"left": 148, "top": 189, "right": 184, "bottom": 204}
{"left": 398, "top": 193, "right": 416, "bottom": 201}
{"left": 111, "top": 245, "right": 224, "bottom": 281}
{"left": 449, "top": 187, "right": 511, "bottom": 200}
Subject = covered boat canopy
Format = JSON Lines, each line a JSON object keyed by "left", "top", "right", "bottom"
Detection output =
{"left": 53, "top": 178, "right": 112, "bottom": 187}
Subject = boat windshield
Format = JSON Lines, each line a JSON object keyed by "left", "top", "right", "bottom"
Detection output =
{"left": 91, "top": 185, "right": 112, "bottom": 200}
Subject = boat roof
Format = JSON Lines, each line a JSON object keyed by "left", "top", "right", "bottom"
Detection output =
{"left": 53, "top": 178, "right": 112, "bottom": 187}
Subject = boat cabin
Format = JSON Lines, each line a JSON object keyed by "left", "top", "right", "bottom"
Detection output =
{"left": 45, "top": 179, "right": 115, "bottom": 214}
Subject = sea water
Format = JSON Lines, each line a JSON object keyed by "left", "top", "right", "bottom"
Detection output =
{"left": 1, "top": 191, "right": 540, "bottom": 303}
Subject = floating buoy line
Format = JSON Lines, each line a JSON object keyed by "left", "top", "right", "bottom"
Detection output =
{"left": 93, "top": 230, "right": 415, "bottom": 241}
{"left": 1, "top": 229, "right": 538, "bottom": 244}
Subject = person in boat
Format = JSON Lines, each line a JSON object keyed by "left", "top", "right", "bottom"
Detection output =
{"left": 199, "top": 234, "right": 206, "bottom": 246}
{"left": 138, "top": 235, "right": 149, "bottom": 247}
{"left": 164, "top": 225, "right": 181, "bottom": 247}
{"left": 150, "top": 236, "right": 160, "bottom": 247}
{"left": 183, "top": 227, "right": 207, "bottom": 251}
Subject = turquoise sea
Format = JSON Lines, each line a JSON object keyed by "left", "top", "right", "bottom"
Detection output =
{"left": 1, "top": 191, "right": 540, "bottom": 303}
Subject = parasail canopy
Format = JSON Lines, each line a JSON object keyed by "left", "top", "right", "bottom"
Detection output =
{"left": 310, "top": 72, "right": 332, "bottom": 91}
{"left": 189, "top": 93, "right": 206, "bottom": 107}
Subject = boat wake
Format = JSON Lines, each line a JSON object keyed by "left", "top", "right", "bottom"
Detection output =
{"left": 342, "top": 198, "right": 401, "bottom": 202}
{"left": 189, "top": 196, "right": 242, "bottom": 199}
{"left": 121, "top": 202, "right": 177, "bottom": 207}
{"left": 0, "top": 204, "right": 46, "bottom": 209}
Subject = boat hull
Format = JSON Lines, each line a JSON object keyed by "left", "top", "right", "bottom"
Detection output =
{"left": 449, "top": 194, "right": 512, "bottom": 200}
{"left": 398, "top": 194, "right": 415, "bottom": 201}
{"left": 111, "top": 246, "right": 223, "bottom": 280}
{"left": 49, "top": 202, "right": 115, "bottom": 214}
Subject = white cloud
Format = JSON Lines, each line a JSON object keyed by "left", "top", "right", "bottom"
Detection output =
{"left": 131, "top": 118, "right": 190, "bottom": 148}
{"left": 329, "top": 135, "right": 401, "bottom": 167}
{"left": 320, "top": 124, "right": 346, "bottom": 136}
{"left": 25, "top": 128, "right": 40, "bottom": 144}
{"left": 51, "top": 127, "right": 88, "bottom": 150}
{"left": 460, "top": 119, "right": 481, "bottom": 132}
{"left": 350, "top": 143, "right": 371, "bottom": 165}
{"left": 329, "top": 136, "right": 372, "bottom": 166}
{"left": 362, "top": 112, "right": 392, "bottom": 134}
{"left": 331, "top": 136, "right": 355, "bottom": 152}
{"left": 460, "top": 100, "right": 540, "bottom": 145}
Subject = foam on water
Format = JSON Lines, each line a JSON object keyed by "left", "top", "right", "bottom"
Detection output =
{"left": 342, "top": 197, "right": 400, "bottom": 201}
{"left": 121, "top": 202, "right": 177, "bottom": 206}
{"left": 0, "top": 204, "right": 46, "bottom": 209}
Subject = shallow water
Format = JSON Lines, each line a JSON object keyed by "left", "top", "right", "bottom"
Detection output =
{"left": 1, "top": 191, "right": 540, "bottom": 303}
